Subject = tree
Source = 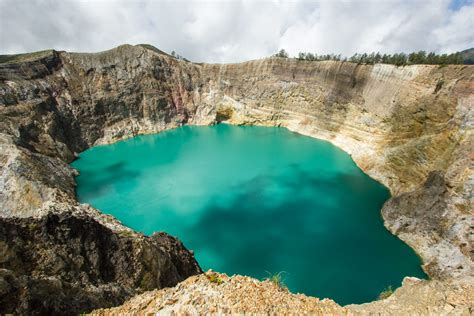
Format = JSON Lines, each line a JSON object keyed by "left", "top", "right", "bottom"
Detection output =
{"left": 273, "top": 50, "right": 466, "bottom": 65}
{"left": 365, "top": 52, "right": 376, "bottom": 64}
{"left": 305, "top": 52, "right": 316, "bottom": 61}
{"left": 417, "top": 51, "right": 427, "bottom": 64}
{"left": 439, "top": 53, "right": 448, "bottom": 65}
{"left": 408, "top": 51, "right": 427, "bottom": 64}
{"left": 374, "top": 52, "right": 382, "bottom": 64}
{"left": 275, "top": 49, "right": 289, "bottom": 58}
{"left": 297, "top": 52, "right": 306, "bottom": 60}
{"left": 350, "top": 53, "right": 360, "bottom": 63}
{"left": 426, "top": 52, "right": 436, "bottom": 64}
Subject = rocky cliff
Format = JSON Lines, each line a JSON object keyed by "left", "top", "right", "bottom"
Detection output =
{"left": 0, "top": 212, "right": 201, "bottom": 314}
{"left": 0, "top": 44, "right": 472, "bottom": 314}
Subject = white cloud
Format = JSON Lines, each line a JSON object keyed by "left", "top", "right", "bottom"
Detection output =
{"left": 0, "top": 0, "right": 472, "bottom": 62}
{"left": 432, "top": 4, "right": 474, "bottom": 52}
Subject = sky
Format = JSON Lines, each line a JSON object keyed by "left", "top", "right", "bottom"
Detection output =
{"left": 0, "top": 0, "right": 473, "bottom": 63}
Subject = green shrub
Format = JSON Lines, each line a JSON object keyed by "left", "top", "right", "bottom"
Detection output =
{"left": 275, "top": 49, "right": 289, "bottom": 58}
{"left": 206, "top": 273, "right": 224, "bottom": 285}
{"left": 118, "top": 230, "right": 134, "bottom": 237}
{"left": 434, "top": 79, "right": 444, "bottom": 93}
{"left": 264, "top": 271, "right": 287, "bottom": 290}
{"left": 378, "top": 286, "right": 394, "bottom": 300}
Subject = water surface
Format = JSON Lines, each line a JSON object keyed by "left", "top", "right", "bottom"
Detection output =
{"left": 72, "top": 125, "right": 426, "bottom": 305}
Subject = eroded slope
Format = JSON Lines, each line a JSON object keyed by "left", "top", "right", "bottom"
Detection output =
{"left": 0, "top": 44, "right": 473, "bottom": 314}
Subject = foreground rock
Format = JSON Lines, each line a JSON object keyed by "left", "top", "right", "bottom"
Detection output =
{"left": 92, "top": 272, "right": 348, "bottom": 315}
{"left": 0, "top": 212, "right": 201, "bottom": 314}
{"left": 348, "top": 277, "right": 474, "bottom": 315}
{"left": 92, "top": 272, "right": 474, "bottom": 315}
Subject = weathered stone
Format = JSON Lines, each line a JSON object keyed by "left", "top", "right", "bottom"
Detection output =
{"left": 0, "top": 44, "right": 473, "bottom": 314}
{"left": 0, "top": 212, "right": 201, "bottom": 315}
{"left": 91, "top": 273, "right": 474, "bottom": 315}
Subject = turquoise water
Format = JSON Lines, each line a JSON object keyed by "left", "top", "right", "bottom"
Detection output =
{"left": 72, "top": 125, "right": 426, "bottom": 305}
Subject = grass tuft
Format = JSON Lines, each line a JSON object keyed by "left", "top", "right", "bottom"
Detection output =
{"left": 264, "top": 271, "right": 287, "bottom": 290}
{"left": 378, "top": 285, "right": 394, "bottom": 300}
{"left": 206, "top": 273, "right": 224, "bottom": 285}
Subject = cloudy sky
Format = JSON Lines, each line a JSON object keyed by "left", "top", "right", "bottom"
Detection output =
{"left": 0, "top": 0, "right": 473, "bottom": 63}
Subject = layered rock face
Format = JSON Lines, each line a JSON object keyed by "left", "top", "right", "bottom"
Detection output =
{"left": 0, "top": 46, "right": 206, "bottom": 314}
{"left": 0, "top": 212, "right": 201, "bottom": 314}
{"left": 0, "top": 44, "right": 473, "bottom": 313}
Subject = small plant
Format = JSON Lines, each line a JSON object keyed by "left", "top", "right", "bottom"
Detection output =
{"left": 118, "top": 230, "right": 135, "bottom": 238}
{"left": 378, "top": 285, "right": 394, "bottom": 300}
{"left": 264, "top": 271, "right": 287, "bottom": 290}
{"left": 434, "top": 79, "right": 444, "bottom": 93}
{"left": 27, "top": 223, "right": 38, "bottom": 231}
{"left": 206, "top": 273, "right": 224, "bottom": 285}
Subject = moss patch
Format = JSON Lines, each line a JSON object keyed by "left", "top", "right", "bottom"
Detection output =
{"left": 216, "top": 107, "right": 233, "bottom": 122}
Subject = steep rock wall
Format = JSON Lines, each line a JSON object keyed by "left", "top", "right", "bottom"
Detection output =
{"left": 0, "top": 212, "right": 201, "bottom": 314}
{"left": 0, "top": 44, "right": 472, "bottom": 313}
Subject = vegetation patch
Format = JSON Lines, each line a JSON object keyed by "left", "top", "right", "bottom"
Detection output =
{"left": 118, "top": 230, "right": 135, "bottom": 238}
{"left": 216, "top": 107, "right": 233, "bottom": 122}
{"left": 434, "top": 79, "right": 444, "bottom": 93}
{"left": 206, "top": 273, "right": 224, "bottom": 285}
{"left": 0, "top": 50, "right": 53, "bottom": 64}
{"left": 264, "top": 271, "right": 287, "bottom": 290}
{"left": 378, "top": 286, "right": 394, "bottom": 300}
{"left": 274, "top": 48, "right": 467, "bottom": 65}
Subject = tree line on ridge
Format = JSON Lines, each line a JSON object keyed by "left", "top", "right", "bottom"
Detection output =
{"left": 274, "top": 49, "right": 466, "bottom": 65}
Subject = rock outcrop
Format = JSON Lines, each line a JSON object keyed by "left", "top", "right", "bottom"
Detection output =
{"left": 0, "top": 44, "right": 473, "bottom": 314}
{"left": 92, "top": 272, "right": 349, "bottom": 315}
{"left": 92, "top": 272, "right": 474, "bottom": 315}
{"left": 0, "top": 211, "right": 201, "bottom": 315}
